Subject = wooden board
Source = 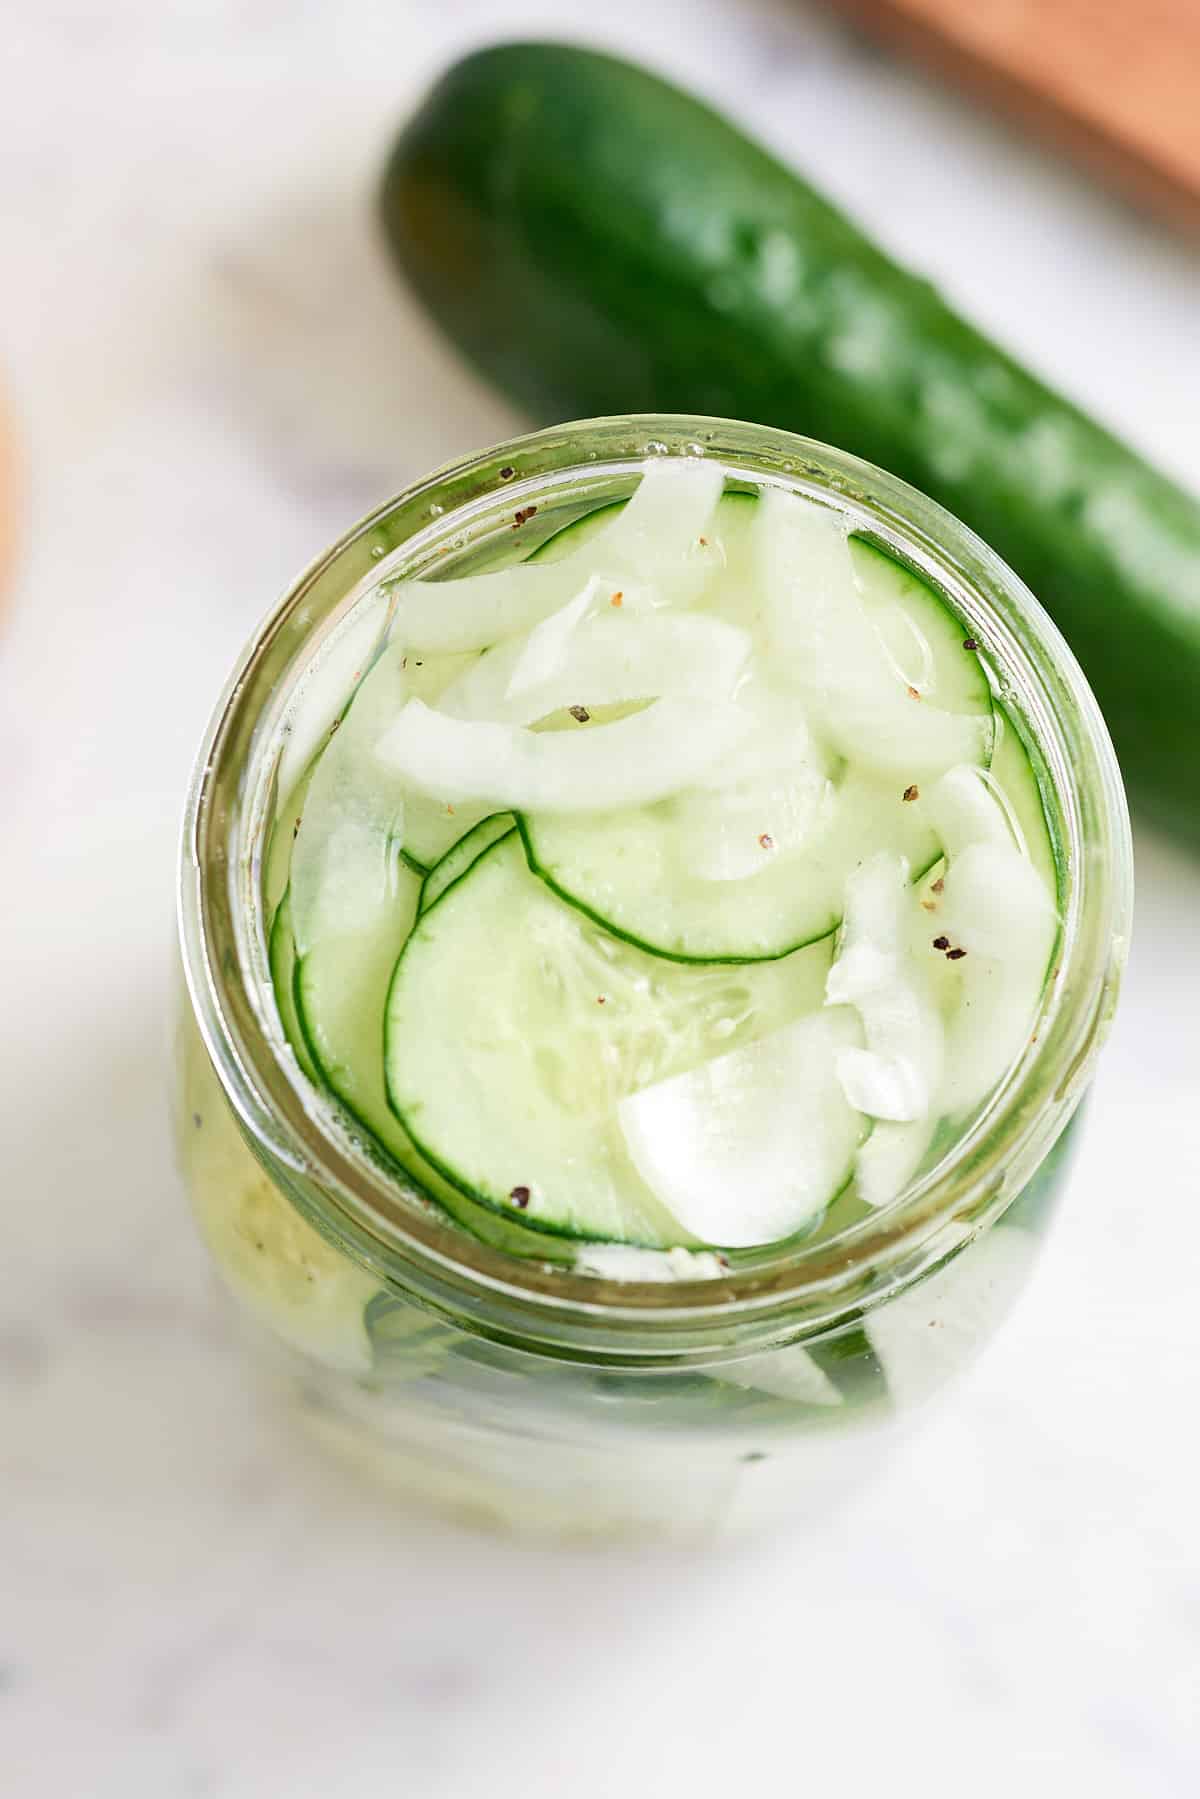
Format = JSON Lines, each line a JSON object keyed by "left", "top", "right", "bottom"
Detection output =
{"left": 826, "top": 0, "right": 1200, "bottom": 230}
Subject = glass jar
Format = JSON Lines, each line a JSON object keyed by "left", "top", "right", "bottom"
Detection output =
{"left": 176, "top": 416, "right": 1132, "bottom": 1541}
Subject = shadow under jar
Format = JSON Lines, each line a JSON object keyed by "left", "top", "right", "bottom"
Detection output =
{"left": 176, "top": 416, "right": 1131, "bottom": 1541}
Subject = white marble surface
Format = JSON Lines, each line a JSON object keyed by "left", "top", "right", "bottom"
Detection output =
{"left": 3, "top": 3, "right": 1199, "bottom": 1793}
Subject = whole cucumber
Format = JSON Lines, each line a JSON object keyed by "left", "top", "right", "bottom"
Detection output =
{"left": 381, "top": 42, "right": 1200, "bottom": 838}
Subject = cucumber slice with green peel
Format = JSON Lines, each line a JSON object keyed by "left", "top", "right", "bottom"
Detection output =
{"left": 193, "top": 1153, "right": 377, "bottom": 1376}
{"left": 399, "top": 788, "right": 491, "bottom": 871}
{"left": 265, "top": 746, "right": 328, "bottom": 927}
{"left": 852, "top": 537, "right": 990, "bottom": 718}
{"left": 526, "top": 498, "right": 622, "bottom": 564}
{"left": 419, "top": 814, "right": 516, "bottom": 914}
{"left": 288, "top": 858, "right": 563, "bottom": 1260}
{"left": 268, "top": 891, "right": 319, "bottom": 1084}
{"left": 294, "top": 855, "right": 423, "bottom": 1145}
{"left": 989, "top": 703, "right": 1060, "bottom": 902}
{"left": 520, "top": 766, "right": 940, "bottom": 964}
{"left": 384, "top": 832, "right": 839, "bottom": 1245}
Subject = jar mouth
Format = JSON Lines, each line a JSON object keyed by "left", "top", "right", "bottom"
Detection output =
{"left": 179, "top": 415, "right": 1132, "bottom": 1351}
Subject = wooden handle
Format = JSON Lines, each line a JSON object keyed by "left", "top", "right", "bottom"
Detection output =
{"left": 826, "top": 0, "right": 1200, "bottom": 230}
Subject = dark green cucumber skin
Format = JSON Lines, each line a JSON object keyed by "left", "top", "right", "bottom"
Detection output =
{"left": 381, "top": 42, "right": 1199, "bottom": 840}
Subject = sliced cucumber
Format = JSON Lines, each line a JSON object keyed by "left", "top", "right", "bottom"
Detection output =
{"left": 193, "top": 1154, "right": 377, "bottom": 1376}
{"left": 290, "top": 846, "right": 561, "bottom": 1259}
{"left": 520, "top": 767, "right": 939, "bottom": 963}
{"left": 268, "top": 890, "right": 318, "bottom": 1084}
{"left": 400, "top": 789, "right": 491, "bottom": 871}
{"left": 526, "top": 498, "right": 622, "bottom": 564}
{"left": 295, "top": 856, "right": 422, "bottom": 1132}
{"left": 384, "top": 832, "right": 837, "bottom": 1244}
{"left": 989, "top": 702, "right": 1060, "bottom": 903}
{"left": 419, "top": 814, "right": 516, "bottom": 914}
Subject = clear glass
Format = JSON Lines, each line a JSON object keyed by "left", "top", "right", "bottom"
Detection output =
{"left": 176, "top": 416, "right": 1132, "bottom": 1541}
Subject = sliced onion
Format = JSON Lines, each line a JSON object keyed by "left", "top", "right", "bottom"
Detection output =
{"left": 595, "top": 455, "right": 724, "bottom": 592}
{"left": 376, "top": 695, "right": 754, "bottom": 814}
{"left": 936, "top": 839, "right": 1058, "bottom": 1115}
{"left": 721, "top": 1347, "right": 843, "bottom": 1407}
{"left": 672, "top": 686, "right": 833, "bottom": 882}
{"left": 502, "top": 579, "right": 601, "bottom": 700}
{"left": 939, "top": 841, "right": 1056, "bottom": 961}
{"left": 696, "top": 684, "right": 819, "bottom": 787}
{"left": 391, "top": 560, "right": 595, "bottom": 656}
{"left": 866, "top": 1226, "right": 1037, "bottom": 1406}
{"left": 837, "top": 1048, "right": 931, "bottom": 1123}
{"left": 925, "top": 761, "right": 1058, "bottom": 1110}
{"left": 390, "top": 458, "right": 724, "bottom": 653}
{"left": 572, "top": 1245, "right": 728, "bottom": 1282}
{"left": 275, "top": 592, "right": 390, "bottom": 807}
{"left": 438, "top": 611, "right": 751, "bottom": 725}
{"left": 826, "top": 853, "right": 944, "bottom": 1125}
{"left": 757, "top": 489, "right": 989, "bottom": 776}
{"left": 290, "top": 640, "right": 409, "bottom": 954}
{"left": 927, "top": 762, "right": 1020, "bottom": 860}
{"left": 617, "top": 1007, "right": 865, "bottom": 1248}
{"left": 855, "top": 1118, "right": 938, "bottom": 1211}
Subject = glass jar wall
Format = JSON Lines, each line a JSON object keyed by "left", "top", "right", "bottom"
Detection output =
{"left": 176, "top": 417, "right": 1131, "bottom": 1540}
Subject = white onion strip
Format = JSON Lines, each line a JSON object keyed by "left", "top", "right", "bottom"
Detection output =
{"left": 671, "top": 687, "right": 832, "bottom": 882}
{"left": 290, "top": 640, "right": 409, "bottom": 955}
{"left": 855, "top": 1118, "right": 939, "bottom": 1212}
{"left": 826, "top": 852, "right": 944, "bottom": 1129}
{"left": 936, "top": 844, "right": 1058, "bottom": 1115}
{"left": 927, "top": 765, "right": 1058, "bottom": 1116}
{"left": 503, "top": 579, "right": 601, "bottom": 699}
{"left": 617, "top": 1008, "right": 864, "bottom": 1248}
{"left": 757, "top": 489, "right": 988, "bottom": 776}
{"left": 588, "top": 456, "right": 724, "bottom": 594}
{"left": 390, "top": 458, "right": 724, "bottom": 653}
{"left": 438, "top": 612, "right": 752, "bottom": 726}
{"left": 376, "top": 696, "right": 754, "bottom": 814}
{"left": 927, "top": 762, "right": 1018, "bottom": 860}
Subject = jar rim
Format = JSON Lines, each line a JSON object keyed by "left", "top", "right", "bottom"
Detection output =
{"left": 178, "top": 415, "right": 1132, "bottom": 1355}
